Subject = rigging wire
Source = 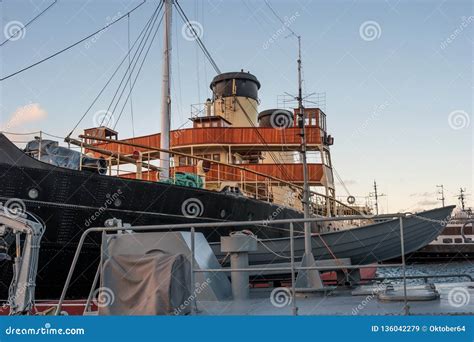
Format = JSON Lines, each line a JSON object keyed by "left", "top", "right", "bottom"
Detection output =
{"left": 67, "top": 3, "right": 161, "bottom": 138}
{"left": 100, "top": 2, "right": 163, "bottom": 127}
{"left": 127, "top": 14, "right": 136, "bottom": 138}
{"left": 174, "top": 0, "right": 220, "bottom": 74}
{"left": 0, "top": 0, "right": 58, "bottom": 47}
{"left": 112, "top": 13, "right": 165, "bottom": 131}
{"left": 332, "top": 166, "right": 351, "bottom": 197}
{"left": 173, "top": 13, "right": 184, "bottom": 123}
{"left": 0, "top": 1, "right": 146, "bottom": 81}
{"left": 263, "top": 0, "right": 298, "bottom": 38}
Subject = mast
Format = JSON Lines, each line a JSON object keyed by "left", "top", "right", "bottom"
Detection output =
{"left": 373, "top": 180, "right": 379, "bottom": 215}
{"left": 160, "top": 0, "right": 173, "bottom": 180}
{"left": 297, "top": 36, "right": 311, "bottom": 227}
{"left": 295, "top": 36, "right": 323, "bottom": 290}
{"left": 459, "top": 188, "right": 466, "bottom": 211}
{"left": 436, "top": 184, "right": 445, "bottom": 207}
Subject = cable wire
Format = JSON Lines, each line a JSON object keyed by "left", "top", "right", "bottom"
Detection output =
{"left": 174, "top": 0, "right": 220, "bottom": 74}
{"left": 0, "top": 0, "right": 58, "bottom": 47}
{"left": 0, "top": 1, "right": 146, "bottom": 81}
{"left": 67, "top": 2, "right": 161, "bottom": 138}
{"left": 102, "top": 3, "right": 163, "bottom": 127}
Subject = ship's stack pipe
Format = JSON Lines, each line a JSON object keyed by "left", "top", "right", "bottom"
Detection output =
{"left": 210, "top": 71, "right": 260, "bottom": 127}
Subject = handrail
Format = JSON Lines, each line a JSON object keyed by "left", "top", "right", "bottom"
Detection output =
{"left": 76, "top": 134, "right": 363, "bottom": 215}
{"left": 55, "top": 212, "right": 411, "bottom": 315}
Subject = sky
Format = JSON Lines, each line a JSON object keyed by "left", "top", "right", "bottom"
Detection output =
{"left": 0, "top": 0, "right": 472, "bottom": 213}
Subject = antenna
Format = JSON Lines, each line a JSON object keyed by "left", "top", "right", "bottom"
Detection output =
{"left": 436, "top": 184, "right": 445, "bottom": 207}
{"left": 264, "top": 0, "right": 323, "bottom": 290}
{"left": 458, "top": 188, "right": 467, "bottom": 211}
{"left": 369, "top": 180, "right": 386, "bottom": 215}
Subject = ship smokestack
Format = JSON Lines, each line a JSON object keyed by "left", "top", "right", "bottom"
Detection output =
{"left": 209, "top": 70, "right": 260, "bottom": 127}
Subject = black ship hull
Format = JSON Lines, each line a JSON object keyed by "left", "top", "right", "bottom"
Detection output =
{"left": 0, "top": 134, "right": 303, "bottom": 299}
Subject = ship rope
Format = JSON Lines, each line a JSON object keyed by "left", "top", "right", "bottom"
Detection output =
{"left": 174, "top": 0, "right": 221, "bottom": 74}
{"left": 406, "top": 213, "right": 450, "bottom": 225}
{"left": 103, "top": 4, "right": 165, "bottom": 128}
{"left": 67, "top": 2, "right": 163, "bottom": 138}
{"left": 110, "top": 12, "right": 165, "bottom": 130}
{"left": 0, "top": 1, "right": 147, "bottom": 82}
{"left": 127, "top": 13, "right": 136, "bottom": 138}
{"left": 0, "top": 0, "right": 58, "bottom": 47}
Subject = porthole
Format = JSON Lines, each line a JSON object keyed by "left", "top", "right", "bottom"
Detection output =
{"left": 220, "top": 209, "right": 226, "bottom": 218}
{"left": 28, "top": 188, "right": 39, "bottom": 199}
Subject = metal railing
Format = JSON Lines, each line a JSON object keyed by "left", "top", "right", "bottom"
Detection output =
{"left": 55, "top": 213, "right": 417, "bottom": 316}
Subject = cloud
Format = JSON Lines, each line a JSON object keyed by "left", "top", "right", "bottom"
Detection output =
{"left": 416, "top": 200, "right": 438, "bottom": 206}
{"left": 410, "top": 191, "right": 434, "bottom": 198}
{"left": 1, "top": 103, "right": 47, "bottom": 131}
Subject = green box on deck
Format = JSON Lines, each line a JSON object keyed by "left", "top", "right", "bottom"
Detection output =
{"left": 160, "top": 172, "right": 203, "bottom": 188}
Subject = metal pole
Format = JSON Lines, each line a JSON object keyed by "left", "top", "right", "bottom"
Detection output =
{"left": 294, "top": 36, "right": 322, "bottom": 290}
{"left": 159, "top": 0, "right": 173, "bottom": 180}
{"left": 190, "top": 227, "right": 196, "bottom": 315}
{"left": 399, "top": 216, "right": 409, "bottom": 315}
{"left": 38, "top": 131, "right": 42, "bottom": 161}
{"left": 83, "top": 263, "right": 101, "bottom": 314}
{"left": 290, "top": 223, "right": 297, "bottom": 316}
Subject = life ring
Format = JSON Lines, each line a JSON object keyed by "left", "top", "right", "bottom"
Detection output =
{"left": 347, "top": 196, "right": 356, "bottom": 204}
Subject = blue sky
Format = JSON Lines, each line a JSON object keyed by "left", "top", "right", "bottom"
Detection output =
{"left": 0, "top": 0, "right": 472, "bottom": 212}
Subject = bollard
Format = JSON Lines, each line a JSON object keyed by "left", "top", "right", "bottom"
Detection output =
{"left": 220, "top": 234, "right": 257, "bottom": 300}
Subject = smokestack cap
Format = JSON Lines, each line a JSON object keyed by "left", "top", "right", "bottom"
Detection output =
{"left": 210, "top": 71, "right": 261, "bottom": 101}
